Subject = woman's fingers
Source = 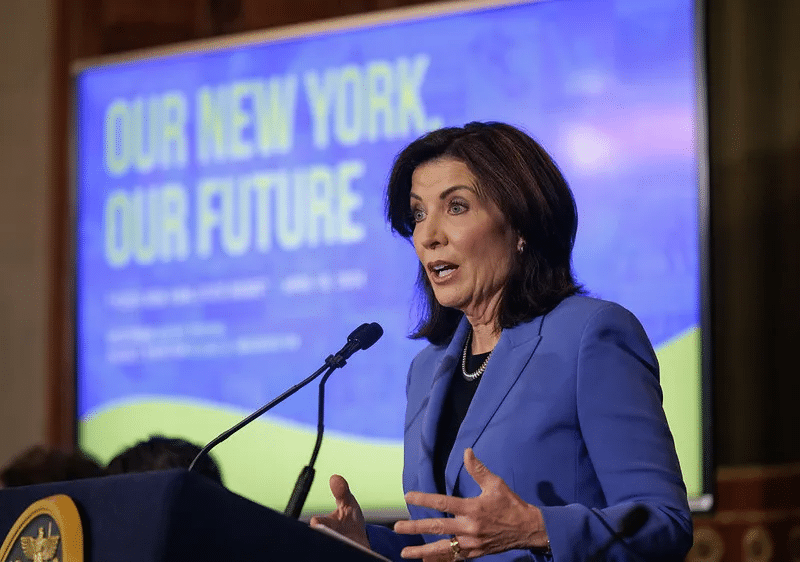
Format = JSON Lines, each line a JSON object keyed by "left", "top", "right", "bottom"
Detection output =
{"left": 309, "top": 514, "right": 336, "bottom": 527}
{"left": 309, "top": 474, "right": 358, "bottom": 525}
{"left": 401, "top": 537, "right": 458, "bottom": 560}
{"left": 401, "top": 449, "right": 501, "bottom": 518}
{"left": 463, "top": 448, "right": 496, "bottom": 486}
{"left": 309, "top": 474, "right": 371, "bottom": 550}
{"left": 421, "top": 553, "right": 456, "bottom": 562}
{"left": 403, "top": 490, "right": 469, "bottom": 516}
{"left": 394, "top": 514, "right": 465, "bottom": 536}
{"left": 398, "top": 448, "right": 548, "bottom": 557}
{"left": 401, "top": 536, "right": 487, "bottom": 561}
{"left": 329, "top": 474, "right": 358, "bottom": 509}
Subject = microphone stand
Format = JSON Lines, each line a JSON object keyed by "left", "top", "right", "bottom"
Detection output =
{"left": 188, "top": 361, "right": 335, "bottom": 472}
{"left": 188, "top": 322, "right": 382, "bottom": 514}
{"left": 282, "top": 327, "right": 381, "bottom": 518}
{"left": 284, "top": 363, "right": 338, "bottom": 518}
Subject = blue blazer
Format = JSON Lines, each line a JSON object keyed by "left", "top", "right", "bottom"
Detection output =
{"left": 367, "top": 296, "right": 692, "bottom": 561}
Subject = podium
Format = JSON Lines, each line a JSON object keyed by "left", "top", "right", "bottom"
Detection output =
{"left": 0, "top": 469, "right": 382, "bottom": 561}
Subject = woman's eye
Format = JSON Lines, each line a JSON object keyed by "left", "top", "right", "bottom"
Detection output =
{"left": 412, "top": 208, "right": 426, "bottom": 222}
{"left": 449, "top": 201, "right": 468, "bottom": 214}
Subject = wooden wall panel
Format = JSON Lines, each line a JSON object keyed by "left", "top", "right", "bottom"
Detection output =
{"left": 688, "top": 464, "right": 800, "bottom": 562}
{"left": 0, "top": 0, "right": 54, "bottom": 466}
{"left": 705, "top": 0, "right": 800, "bottom": 466}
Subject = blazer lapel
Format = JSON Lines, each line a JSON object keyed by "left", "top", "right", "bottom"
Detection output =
{"left": 444, "top": 319, "right": 544, "bottom": 495}
{"left": 417, "top": 319, "right": 471, "bottom": 497}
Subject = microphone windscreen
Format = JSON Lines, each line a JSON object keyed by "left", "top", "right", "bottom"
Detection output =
{"left": 347, "top": 323, "right": 371, "bottom": 342}
{"left": 346, "top": 322, "right": 384, "bottom": 350}
{"left": 360, "top": 322, "right": 384, "bottom": 350}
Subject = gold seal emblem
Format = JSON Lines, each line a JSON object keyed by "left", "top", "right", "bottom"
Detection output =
{"left": 20, "top": 527, "right": 60, "bottom": 562}
{"left": 0, "top": 495, "right": 82, "bottom": 562}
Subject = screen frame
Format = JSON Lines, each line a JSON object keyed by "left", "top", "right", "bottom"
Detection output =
{"left": 694, "top": 0, "right": 715, "bottom": 513}
{"left": 69, "top": 0, "right": 715, "bottom": 514}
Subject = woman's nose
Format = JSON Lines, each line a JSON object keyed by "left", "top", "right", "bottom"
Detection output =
{"left": 417, "top": 215, "right": 446, "bottom": 250}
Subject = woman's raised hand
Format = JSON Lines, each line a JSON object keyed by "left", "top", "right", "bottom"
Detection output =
{"left": 394, "top": 448, "right": 550, "bottom": 560}
{"left": 309, "top": 474, "right": 371, "bottom": 550}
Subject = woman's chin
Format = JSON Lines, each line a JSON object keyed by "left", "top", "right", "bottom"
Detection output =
{"left": 431, "top": 291, "right": 468, "bottom": 312}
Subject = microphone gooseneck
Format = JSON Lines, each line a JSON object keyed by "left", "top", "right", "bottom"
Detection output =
{"left": 188, "top": 323, "right": 384, "bottom": 479}
{"left": 285, "top": 322, "right": 383, "bottom": 518}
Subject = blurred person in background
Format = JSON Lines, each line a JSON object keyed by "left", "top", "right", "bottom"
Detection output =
{"left": 104, "top": 434, "right": 223, "bottom": 486}
{"left": 0, "top": 445, "right": 102, "bottom": 488}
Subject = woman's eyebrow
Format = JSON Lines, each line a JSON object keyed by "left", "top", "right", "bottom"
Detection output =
{"left": 409, "top": 185, "right": 475, "bottom": 201}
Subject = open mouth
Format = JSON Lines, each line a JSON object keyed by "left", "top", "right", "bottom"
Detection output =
{"left": 430, "top": 262, "right": 458, "bottom": 279}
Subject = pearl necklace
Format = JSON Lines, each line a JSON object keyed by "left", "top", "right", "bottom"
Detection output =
{"left": 462, "top": 330, "right": 493, "bottom": 381}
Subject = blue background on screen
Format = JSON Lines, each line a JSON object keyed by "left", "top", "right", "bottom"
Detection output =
{"left": 76, "top": 0, "right": 697, "bottom": 439}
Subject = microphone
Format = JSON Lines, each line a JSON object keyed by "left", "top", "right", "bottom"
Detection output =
{"left": 587, "top": 505, "right": 650, "bottom": 561}
{"left": 188, "top": 323, "right": 384, "bottom": 474}
{"left": 285, "top": 322, "right": 383, "bottom": 518}
{"left": 326, "top": 322, "right": 384, "bottom": 368}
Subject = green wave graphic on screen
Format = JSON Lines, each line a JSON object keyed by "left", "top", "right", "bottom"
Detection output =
{"left": 80, "top": 400, "right": 408, "bottom": 519}
{"left": 80, "top": 326, "right": 701, "bottom": 516}
{"left": 658, "top": 326, "right": 702, "bottom": 500}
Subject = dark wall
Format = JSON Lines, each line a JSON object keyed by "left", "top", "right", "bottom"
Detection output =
{"left": 705, "top": 0, "right": 800, "bottom": 465}
{"left": 49, "top": 0, "right": 800, "bottom": 468}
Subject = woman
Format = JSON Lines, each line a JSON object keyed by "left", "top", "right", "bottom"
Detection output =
{"left": 311, "top": 122, "right": 692, "bottom": 561}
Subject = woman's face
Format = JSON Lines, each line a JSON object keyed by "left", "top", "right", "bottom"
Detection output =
{"left": 410, "top": 158, "right": 519, "bottom": 322}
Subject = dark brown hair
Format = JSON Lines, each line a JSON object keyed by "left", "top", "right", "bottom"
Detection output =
{"left": 0, "top": 445, "right": 102, "bottom": 487}
{"left": 385, "top": 122, "right": 582, "bottom": 345}
{"left": 105, "top": 435, "right": 223, "bottom": 485}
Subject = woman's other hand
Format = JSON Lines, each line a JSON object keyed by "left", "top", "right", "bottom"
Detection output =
{"left": 394, "top": 448, "right": 549, "bottom": 560}
{"left": 309, "top": 474, "right": 371, "bottom": 550}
